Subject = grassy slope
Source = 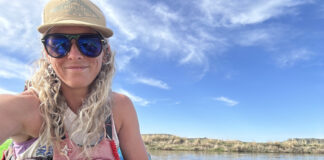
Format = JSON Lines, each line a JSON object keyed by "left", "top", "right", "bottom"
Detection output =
{"left": 0, "top": 139, "right": 12, "bottom": 158}
{"left": 142, "top": 134, "right": 324, "bottom": 154}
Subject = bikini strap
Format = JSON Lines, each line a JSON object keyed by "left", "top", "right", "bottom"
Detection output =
{"left": 105, "top": 115, "right": 113, "bottom": 139}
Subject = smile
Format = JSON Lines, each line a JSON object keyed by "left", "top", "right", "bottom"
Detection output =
{"left": 65, "top": 66, "right": 89, "bottom": 70}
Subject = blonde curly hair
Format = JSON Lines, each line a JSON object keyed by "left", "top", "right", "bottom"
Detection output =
{"left": 27, "top": 41, "right": 115, "bottom": 158}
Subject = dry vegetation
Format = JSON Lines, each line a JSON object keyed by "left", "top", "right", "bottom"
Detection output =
{"left": 142, "top": 134, "right": 324, "bottom": 154}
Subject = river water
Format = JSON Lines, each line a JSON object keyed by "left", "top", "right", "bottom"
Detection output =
{"left": 149, "top": 150, "right": 324, "bottom": 160}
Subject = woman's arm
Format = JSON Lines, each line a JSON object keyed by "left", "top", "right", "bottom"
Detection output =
{"left": 0, "top": 90, "right": 41, "bottom": 144}
{"left": 112, "top": 92, "right": 148, "bottom": 160}
{"left": 0, "top": 94, "right": 23, "bottom": 144}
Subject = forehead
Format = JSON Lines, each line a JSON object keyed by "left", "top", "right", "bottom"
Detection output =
{"left": 48, "top": 26, "right": 97, "bottom": 34}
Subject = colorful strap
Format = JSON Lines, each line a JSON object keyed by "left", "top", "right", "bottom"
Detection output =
{"left": 105, "top": 115, "right": 113, "bottom": 139}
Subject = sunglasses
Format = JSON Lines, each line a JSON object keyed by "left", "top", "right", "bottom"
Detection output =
{"left": 41, "top": 33, "right": 106, "bottom": 58}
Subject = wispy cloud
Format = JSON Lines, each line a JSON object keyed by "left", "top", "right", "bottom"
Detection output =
{"left": 134, "top": 76, "right": 170, "bottom": 90}
{"left": 0, "top": 0, "right": 47, "bottom": 58}
{"left": 115, "top": 45, "right": 140, "bottom": 71}
{"left": 0, "top": 55, "right": 32, "bottom": 80}
{"left": 94, "top": 0, "right": 138, "bottom": 40}
{"left": 276, "top": 49, "right": 313, "bottom": 67}
{"left": 0, "top": 0, "right": 315, "bottom": 83}
{"left": 151, "top": 3, "right": 180, "bottom": 23}
{"left": 117, "top": 88, "right": 151, "bottom": 106}
{"left": 235, "top": 29, "right": 275, "bottom": 47}
{"left": 213, "top": 96, "right": 239, "bottom": 106}
{"left": 199, "top": 0, "right": 313, "bottom": 27}
{"left": 0, "top": 88, "right": 17, "bottom": 94}
{"left": 94, "top": 0, "right": 220, "bottom": 73}
{"left": 92, "top": 0, "right": 313, "bottom": 79}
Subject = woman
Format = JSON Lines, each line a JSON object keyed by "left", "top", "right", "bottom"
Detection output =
{"left": 0, "top": 0, "right": 148, "bottom": 159}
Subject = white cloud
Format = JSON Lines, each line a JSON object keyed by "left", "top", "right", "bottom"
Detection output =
{"left": 93, "top": 0, "right": 313, "bottom": 75}
{"left": 151, "top": 3, "right": 180, "bottom": 23}
{"left": 277, "top": 49, "right": 313, "bottom": 67}
{"left": 93, "top": 0, "right": 217, "bottom": 70}
{"left": 0, "top": 0, "right": 314, "bottom": 83}
{"left": 236, "top": 29, "right": 274, "bottom": 46}
{"left": 179, "top": 41, "right": 207, "bottom": 65}
{"left": 115, "top": 45, "right": 140, "bottom": 71}
{"left": 0, "top": 88, "right": 17, "bottom": 94}
{"left": 135, "top": 76, "right": 170, "bottom": 90}
{"left": 0, "top": 0, "right": 47, "bottom": 58}
{"left": 199, "top": 0, "right": 313, "bottom": 26}
{"left": 117, "top": 88, "right": 150, "bottom": 106}
{"left": 0, "top": 55, "right": 32, "bottom": 80}
{"left": 94, "top": 0, "right": 138, "bottom": 40}
{"left": 214, "top": 96, "right": 239, "bottom": 106}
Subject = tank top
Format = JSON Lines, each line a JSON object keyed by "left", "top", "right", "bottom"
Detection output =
{"left": 2, "top": 107, "right": 120, "bottom": 160}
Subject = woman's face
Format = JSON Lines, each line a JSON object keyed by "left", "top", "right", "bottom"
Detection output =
{"left": 46, "top": 26, "right": 104, "bottom": 90}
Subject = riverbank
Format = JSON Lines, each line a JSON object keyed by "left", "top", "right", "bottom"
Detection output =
{"left": 142, "top": 134, "right": 324, "bottom": 154}
{"left": 2, "top": 134, "right": 323, "bottom": 157}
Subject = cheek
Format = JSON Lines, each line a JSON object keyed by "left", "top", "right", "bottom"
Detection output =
{"left": 49, "top": 59, "right": 63, "bottom": 75}
{"left": 48, "top": 58, "right": 68, "bottom": 85}
{"left": 94, "top": 54, "right": 104, "bottom": 70}
{"left": 93, "top": 58, "right": 103, "bottom": 75}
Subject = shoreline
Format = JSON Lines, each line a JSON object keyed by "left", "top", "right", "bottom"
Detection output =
{"left": 142, "top": 134, "right": 324, "bottom": 154}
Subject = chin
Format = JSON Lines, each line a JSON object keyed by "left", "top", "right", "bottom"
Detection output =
{"left": 64, "top": 80, "right": 92, "bottom": 89}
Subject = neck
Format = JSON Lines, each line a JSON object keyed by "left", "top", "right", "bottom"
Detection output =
{"left": 61, "top": 83, "right": 88, "bottom": 114}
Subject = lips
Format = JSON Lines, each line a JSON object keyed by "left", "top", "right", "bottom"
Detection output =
{"left": 65, "top": 66, "right": 89, "bottom": 70}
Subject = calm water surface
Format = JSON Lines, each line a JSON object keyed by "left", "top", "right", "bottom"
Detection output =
{"left": 150, "top": 150, "right": 324, "bottom": 160}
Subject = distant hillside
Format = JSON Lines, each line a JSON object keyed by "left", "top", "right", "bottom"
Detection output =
{"left": 142, "top": 134, "right": 324, "bottom": 154}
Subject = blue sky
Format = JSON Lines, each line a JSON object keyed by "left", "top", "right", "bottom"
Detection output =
{"left": 0, "top": 0, "right": 324, "bottom": 142}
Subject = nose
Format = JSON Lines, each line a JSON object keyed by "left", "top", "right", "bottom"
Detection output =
{"left": 67, "top": 39, "right": 84, "bottom": 60}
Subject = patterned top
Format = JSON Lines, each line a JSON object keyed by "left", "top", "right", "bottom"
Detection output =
{"left": 2, "top": 107, "right": 119, "bottom": 160}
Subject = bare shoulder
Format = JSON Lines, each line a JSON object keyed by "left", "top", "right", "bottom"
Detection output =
{"left": 16, "top": 90, "right": 40, "bottom": 114}
{"left": 0, "top": 90, "right": 41, "bottom": 143}
{"left": 111, "top": 91, "right": 134, "bottom": 111}
{"left": 20, "top": 90, "right": 40, "bottom": 105}
{"left": 19, "top": 90, "right": 42, "bottom": 137}
{"left": 110, "top": 92, "right": 148, "bottom": 159}
{"left": 111, "top": 91, "right": 136, "bottom": 133}
{"left": 0, "top": 90, "right": 39, "bottom": 114}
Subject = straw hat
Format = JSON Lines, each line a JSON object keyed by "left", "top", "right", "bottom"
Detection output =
{"left": 38, "top": 0, "right": 113, "bottom": 38}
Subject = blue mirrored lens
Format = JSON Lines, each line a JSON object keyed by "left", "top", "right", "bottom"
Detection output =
{"left": 45, "top": 35, "right": 70, "bottom": 58}
{"left": 78, "top": 35, "right": 102, "bottom": 57}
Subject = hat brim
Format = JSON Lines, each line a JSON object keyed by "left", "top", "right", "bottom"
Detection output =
{"left": 38, "top": 20, "right": 113, "bottom": 38}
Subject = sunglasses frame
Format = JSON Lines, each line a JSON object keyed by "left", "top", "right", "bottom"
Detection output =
{"left": 41, "top": 33, "right": 106, "bottom": 58}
